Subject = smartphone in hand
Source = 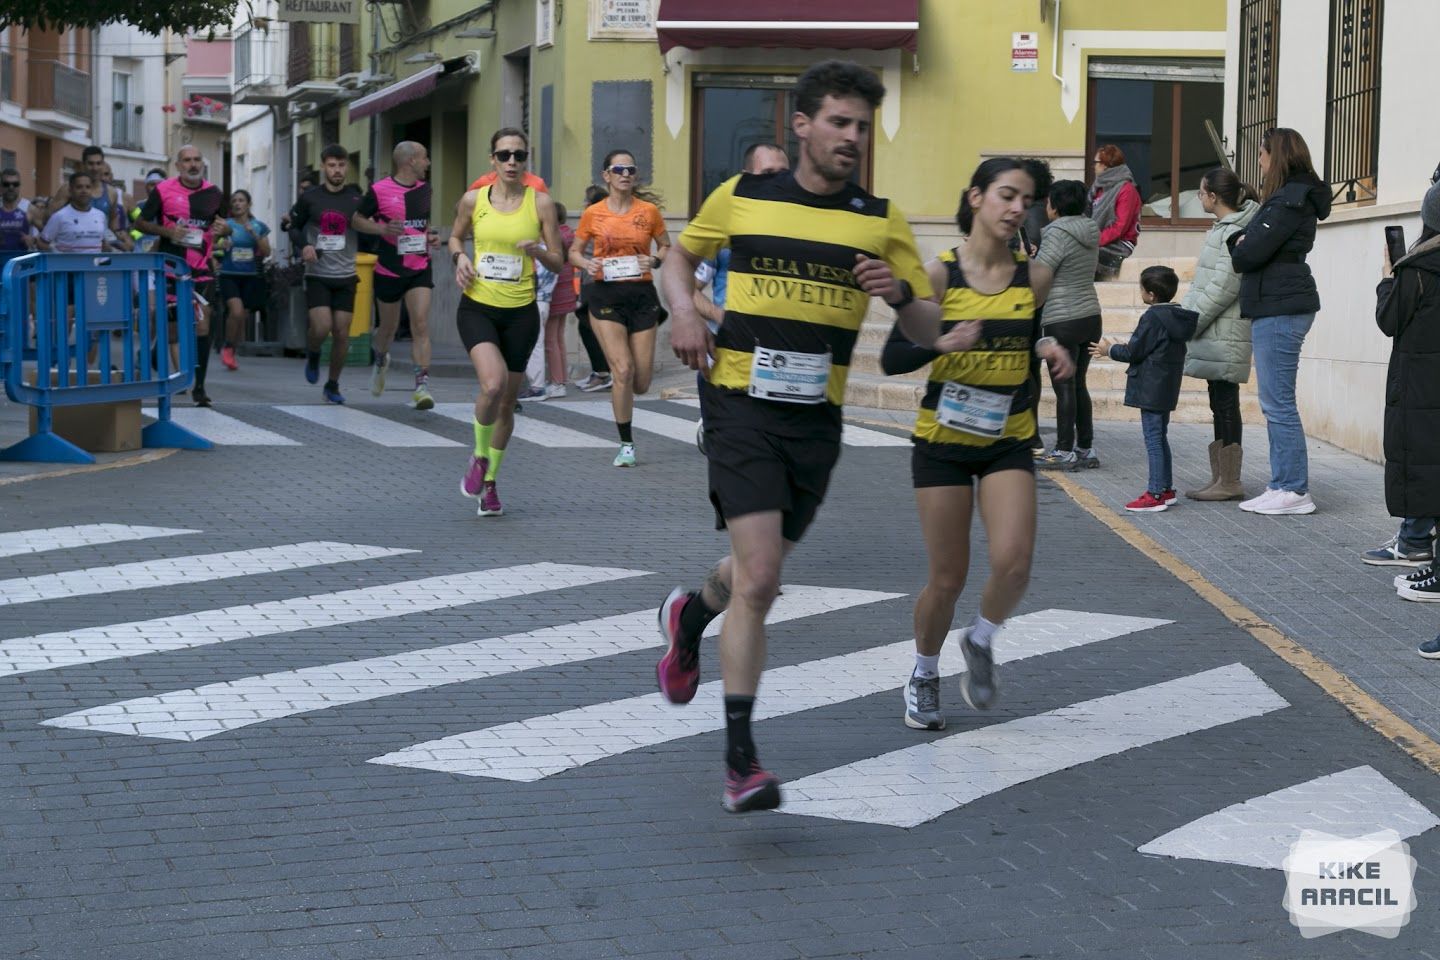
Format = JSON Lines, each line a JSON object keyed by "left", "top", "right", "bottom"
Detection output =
{"left": 1385, "top": 225, "right": 1407, "bottom": 266}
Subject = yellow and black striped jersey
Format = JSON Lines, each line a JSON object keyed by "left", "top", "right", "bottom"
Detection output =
{"left": 912, "top": 247, "right": 1040, "bottom": 459}
{"left": 678, "top": 171, "right": 932, "bottom": 439}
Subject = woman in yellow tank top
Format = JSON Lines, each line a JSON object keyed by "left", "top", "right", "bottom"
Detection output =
{"left": 857, "top": 158, "right": 1071, "bottom": 729}
{"left": 448, "top": 128, "right": 565, "bottom": 517}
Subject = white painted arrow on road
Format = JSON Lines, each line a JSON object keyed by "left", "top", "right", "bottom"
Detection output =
{"left": 372, "top": 609, "right": 1168, "bottom": 781}
{"left": 2, "top": 562, "right": 646, "bottom": 678}
{"left": 43, "top": 585, "right": 895, "bottom": 740}
{"left": 1138, "top": 766, "right": 1440, "bottom": 870}
{"left": 780, "top": 663, "right": 1289, "bottom": 828}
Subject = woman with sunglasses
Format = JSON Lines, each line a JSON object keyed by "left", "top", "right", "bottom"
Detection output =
{"left": 569, "top": 150, "right": 671, "bottom": 467}
{"left": 449, "top": 128, "right": 565, "bottom": 517}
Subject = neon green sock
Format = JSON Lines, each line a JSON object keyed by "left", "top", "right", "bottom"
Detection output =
{"left": 485, "top": 446, "right": 506, "bottom": 481}
{"left": 473, "top": 420, "right": 493, "bottom": 457}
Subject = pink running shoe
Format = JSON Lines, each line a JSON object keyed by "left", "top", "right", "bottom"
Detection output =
{"left": 460, "top": 455, "right": 488, "bottom": 498}
{"left": 478, "top": 480, "right": 503, "bottom": 517}
{"left": 723, "top": 761, "right": 782, "bottom": 813}
{"left": 656, "top": 587, "right": 700, "bottom": 704}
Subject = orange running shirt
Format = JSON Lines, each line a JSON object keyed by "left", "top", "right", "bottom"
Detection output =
{"left": 575, "top": 198, "right": 666, "bottom": 283}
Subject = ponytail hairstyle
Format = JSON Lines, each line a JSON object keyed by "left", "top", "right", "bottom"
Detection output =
{"left": 1200, "top": 167, "right": 1258, "bottom": 210}
{"left": 955, "top": 157, "right": 1029, "bottom": 236}
{"left": 1258, "top": 127, "right": 1318, "bottom": 200}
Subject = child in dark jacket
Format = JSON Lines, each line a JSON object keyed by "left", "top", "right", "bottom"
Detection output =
{"left": 1091, "top": 266, "right": 1199, "bottom": 512}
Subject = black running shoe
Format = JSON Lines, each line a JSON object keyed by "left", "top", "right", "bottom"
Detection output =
{"left": 959, "top": 628, "right": 998, "bottom": 710}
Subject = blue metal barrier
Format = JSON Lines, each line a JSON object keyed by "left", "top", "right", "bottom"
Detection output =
{"left": 0, "top": 252, "right": 213, "bottom": 463}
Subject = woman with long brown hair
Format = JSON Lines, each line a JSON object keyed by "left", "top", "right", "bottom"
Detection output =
{"left": 1228, "top": 127, "right": 1331, "bottom": 516}
{"left": 1180, "top": 167, "right": 1260, "bottom": 500}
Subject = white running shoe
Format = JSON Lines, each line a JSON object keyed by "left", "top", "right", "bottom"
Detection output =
{"left": 613, "top": 443, "right": 637, "bottom": 468}
{"left": 412, "top": 383, "right": 435, "bottom": 410}
{"left": 545, "top": 382, "right": 567, "bottom": 399}
{"left": 1254, "top": 491, "right": 1316, "bottom": 515}
{"left": 369, "top": 353, "right": 389, "bottom": 397}
{"left": 1238, "top": 488, "right": 1280, "bottom": 513}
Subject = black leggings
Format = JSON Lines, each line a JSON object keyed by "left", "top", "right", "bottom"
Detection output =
{"left": 1046, "top": 314, "right": 1102, "bottom": 452}
{"left": 1208, "top": 379, "right": 1242, "bottom": 446}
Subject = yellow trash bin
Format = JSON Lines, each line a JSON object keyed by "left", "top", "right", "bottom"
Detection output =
{"left": 322, "top": 252, "right": 376, "bottom": 366}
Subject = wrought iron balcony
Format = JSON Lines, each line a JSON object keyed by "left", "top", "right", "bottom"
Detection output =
{"left": 26, "top": 59, "right": 90, "bottom": 124}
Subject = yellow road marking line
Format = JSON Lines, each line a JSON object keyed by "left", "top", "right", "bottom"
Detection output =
{"left": 1047, "top": 471, "right": 1440, "bottom": 776}
{"left": 0, "top": 448, "right": 178, "bottom": 487}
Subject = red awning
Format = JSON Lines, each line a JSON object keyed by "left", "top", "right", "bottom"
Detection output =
{"left": 656, "top": 0, "right": 919, "bottom": 54}
{"left": 347, "top": 64, "right": 443, "bottom": 121}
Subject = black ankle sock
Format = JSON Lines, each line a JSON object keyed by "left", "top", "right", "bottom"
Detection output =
{"left": 194, "top": 333, "right": 211, "bottom": 389}
{"left": 724, "top": 695, "right": 756, "bottom": 773}
{"left": 677, "top": 591, "right": 720, "bottom": 647}
{"left": 618, "top": 421, "right": 633, "bottom": 443}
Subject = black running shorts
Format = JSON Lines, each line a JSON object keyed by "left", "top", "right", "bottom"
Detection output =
{"left": 456, "top": 296, "right": 540, "bottom": 373}
{"left": 219, "top": 274, "right": 267, "bottom": 311}
{"left": 304, "top": 275, "right": 358, "bottom": 313}
{"left": 374, "top": 267, "right": 433, "bottom": 304}
{"left": 706, "top": 425, "right": 842, "bottom": 543}
{"left": 910, "top": 441, "right": 1035, "bottom": 488}
{"left": 586, "top": 280, "right": 665, "bottom": 333}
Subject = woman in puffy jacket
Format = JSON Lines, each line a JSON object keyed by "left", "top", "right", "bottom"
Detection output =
{"left": 1228, "top": 127, "right": 1331, "bottom": 516}
{"left": 1181, "top": 168, "right": 1259, "bottom": 501}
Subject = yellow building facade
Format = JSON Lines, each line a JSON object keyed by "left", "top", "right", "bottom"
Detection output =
{"left": 317, "top": 1, "right": 1224, "bottom": 229}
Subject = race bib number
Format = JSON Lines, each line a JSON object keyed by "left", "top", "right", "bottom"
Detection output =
{"left": 748, "top": 346, "right": 830, "bottom": 405}
{"left": 232, "top": 248, "right": 254, "bottom": 262}
{"left": 315, "top": 234, "right": 345, "bottom": 251}
{"left": 181, "top": 228, "right": 205, "bottom": 248}
{"left": 397, "top": 233, "right": 426, "bottom": 255}
{"left": 601, "top": 255, "right": 643, "bottom": 281}
{"left": 478, "top": 253, "right": 523, "bottom": 282}
{"left": 935, "top": 382, "right": 1012, "bottom": 439}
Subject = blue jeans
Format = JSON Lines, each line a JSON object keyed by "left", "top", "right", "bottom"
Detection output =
{"left": 1399, "top": 518, "right": 1438, "bottom": 553}
{"left": 1141, "top": 409, "right": 1172, "bottom": 495}
{"left": 1251, "top": 313, "right": 1314, "bottom": 494}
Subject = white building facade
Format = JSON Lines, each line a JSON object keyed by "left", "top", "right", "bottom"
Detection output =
{"left": 91, "top": 24, "right": 168, "bottom": 203}
{"left": 1223, "top": 0, "right": 1440, "bottom": 462}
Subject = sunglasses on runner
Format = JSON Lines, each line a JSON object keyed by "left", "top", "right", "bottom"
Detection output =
{"left": 608, "top": 165, "right": 638, "bottom": 176}
{"left": 0, "top": 181, "right": 19, "bottom": 189}
{"left": 493, "top": 149, "right": 529, "bottom": 162}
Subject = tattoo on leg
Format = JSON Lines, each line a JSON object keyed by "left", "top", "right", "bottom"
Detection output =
{"left": 703, "top": 563, "right": 732, "bottom": 610}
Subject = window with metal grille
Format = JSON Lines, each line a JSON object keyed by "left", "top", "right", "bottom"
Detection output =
{"left": 1325, "top": 0, "right": 1383, "bottom": 204}
{"left": 1236, "top": 0, "right": 1281, "bottom": 193}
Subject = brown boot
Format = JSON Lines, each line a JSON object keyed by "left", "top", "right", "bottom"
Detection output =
{"left": 1191, "top": 443, "right": 1245, "bottom": 501}
{"left": 1184, "top": 440, "right": 1224, "bottom": 499}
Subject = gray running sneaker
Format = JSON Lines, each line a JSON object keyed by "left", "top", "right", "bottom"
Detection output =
{"left": 959, "top": 628, "right": 998, "bottom": 710}
{"left": 904, "top": 671, "right": 945, "bottom": 730}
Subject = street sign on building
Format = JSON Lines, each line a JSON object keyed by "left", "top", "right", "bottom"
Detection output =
{"left": 277, "top": 0, "right": 361, "bottom": 25}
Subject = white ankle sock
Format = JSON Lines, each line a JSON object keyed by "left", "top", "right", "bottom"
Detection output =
{"left": 970, "top": 615, "right": 1000, "bottom": 649}
{"left": 913, "top": 653, "right": 941, "bottom": 679}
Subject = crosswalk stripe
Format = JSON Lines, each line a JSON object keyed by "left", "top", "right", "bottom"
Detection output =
{"left": 1137, "top": 766, "right": 1440, "bottom": 870}
{"left": 557, "top": 401, "right": 697, "bottom": 444}
{"left": 0, "top": 541, "right": 412, "bottom": 610}
{"left": 2, "top": 562, "right": 646, "bottom": 679}
{"left": 274, "top": 406, "right": 460, "bottom": 447}
{"left": 431, "top": 403, "right": 614, "bottom": 448}
{"left": 143, "top": 407, "right": 301, "bottom": 446}
{"left": 780, "top": 663, "right": 1290, "bottom": 828}
{"left": 368, "top": 609, "right": 1167, "bottom": 782}
{"left": 46, "top": 584, "right": 890, "bottom": 741}
{"left": 0, "top": 524, "right": 198, "bottom": 560}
